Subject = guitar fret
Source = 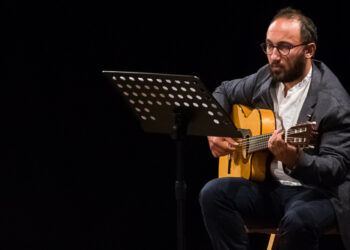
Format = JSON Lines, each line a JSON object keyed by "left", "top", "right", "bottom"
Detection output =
{"left": 244, "top": 134, "right": 271, "bottom": 153}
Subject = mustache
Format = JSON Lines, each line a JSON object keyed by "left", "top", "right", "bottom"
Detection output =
{"left": 270, "top": 62, "right": 283, "bottom": 68}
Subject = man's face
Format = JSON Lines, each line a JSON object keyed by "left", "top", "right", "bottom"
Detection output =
{"left": 266, "top": 18, "right": 307, "bottom": 83}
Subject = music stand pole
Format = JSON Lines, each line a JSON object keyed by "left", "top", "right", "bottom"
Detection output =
{"left": 171, "top": 109, "right": 189, "bottom": 250}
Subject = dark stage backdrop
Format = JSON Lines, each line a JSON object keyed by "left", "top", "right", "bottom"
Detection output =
{"left": 2, "top": 1, "right": 348, "bottom": 250}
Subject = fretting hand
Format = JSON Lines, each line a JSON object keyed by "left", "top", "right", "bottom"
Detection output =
{"left": 268, "top": 130, "right": 299, "bottom": 166}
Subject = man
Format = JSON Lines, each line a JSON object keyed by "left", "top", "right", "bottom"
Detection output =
{"left": 199, "top": 7, "right": 350, "bottom": 250}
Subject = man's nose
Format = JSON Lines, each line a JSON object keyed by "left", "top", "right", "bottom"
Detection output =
{"left": 270, "top": 47, "right": 281, "bottom": 60}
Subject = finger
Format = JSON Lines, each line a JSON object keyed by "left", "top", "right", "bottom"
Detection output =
{"left": 225, "top": 137, "right": 239, "bottom": 146}
{"left": 269, "top": 131, "right": 277, "bottom": 144}
{"left": 219, "top": 140, "right": 238, "bottom": 155}
{"left": 276, "top": 132, "right": 284, "bottom": 142}
{"left": 214, "top": 137, "right": 239, "bottom": 150}
{"left": 212, "top": 146, "right": 234, "bottom": 158}
{"left": 270, "top": 130, "right": 279, "bottom": 140}
{"left": 211, "top": 137, "right": 227, "bottom": 147}
{"left": 208, "top": 136, "right": 224, "bottom": 148}
{"left": 210, "top": 137, "right": 233, "bottom": 153}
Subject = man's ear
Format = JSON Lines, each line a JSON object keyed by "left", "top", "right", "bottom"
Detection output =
{"left": 305, "top": 43, "right": 316, "bottom": 58}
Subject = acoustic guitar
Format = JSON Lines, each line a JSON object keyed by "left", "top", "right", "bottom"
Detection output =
{"left": 218, "top": 104, "right": 317, "bottom": 181}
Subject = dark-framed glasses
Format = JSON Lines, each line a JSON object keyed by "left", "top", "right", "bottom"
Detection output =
{"left": 260, "top": 42, "right": 308, "bottom": 56}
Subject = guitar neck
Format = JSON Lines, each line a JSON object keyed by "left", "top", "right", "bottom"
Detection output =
{"left": 242, "top": 122, "right": 316, "bottom": 153}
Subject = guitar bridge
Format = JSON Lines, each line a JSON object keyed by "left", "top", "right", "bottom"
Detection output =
{"left": 227, "top": 153, "right": 232, "bottom": 174}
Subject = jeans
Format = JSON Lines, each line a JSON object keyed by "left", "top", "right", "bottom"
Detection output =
{"left": 199, "top": 177, "right": 336, "bottom": 250}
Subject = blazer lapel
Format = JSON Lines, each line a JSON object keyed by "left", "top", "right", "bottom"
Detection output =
{"left": 253, "top": 77, "right": 275, "bottom": 110}
{"left": 297, "top": 62, "right": 320, "bottom": 123}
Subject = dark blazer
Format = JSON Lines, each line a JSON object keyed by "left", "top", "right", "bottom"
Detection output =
{"left": 213, "top": 60, "right": 350, "bottom": 250}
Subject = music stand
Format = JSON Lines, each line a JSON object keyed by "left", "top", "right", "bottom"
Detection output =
{"left": 102, "top": 70, "right": 242, "bottom": 250}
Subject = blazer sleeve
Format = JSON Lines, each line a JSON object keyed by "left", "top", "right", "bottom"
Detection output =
{"left": 290, "top": 98, "right": 350, "bottom": 187}
{"left": 212, "top": 73, "right": 260, "bottom": 114}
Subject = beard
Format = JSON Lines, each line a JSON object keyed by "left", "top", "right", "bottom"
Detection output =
{"left": 269, "top": 54, "right": 306, "bottom": 83}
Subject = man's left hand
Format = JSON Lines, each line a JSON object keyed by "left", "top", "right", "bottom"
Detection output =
{"left": 268, "top": 129, "right": 299, "bottom": 166}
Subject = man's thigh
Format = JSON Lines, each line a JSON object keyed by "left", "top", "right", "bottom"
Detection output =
{"left": 206, "top": 177, "right": 280, "bottom": 226}
{"left": 282, "top": 187, "right": 336, "bottom": 231}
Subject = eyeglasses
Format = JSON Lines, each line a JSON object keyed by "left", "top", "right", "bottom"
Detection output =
{"left": 260, "top": 42, "right": 308, "bottom": 56}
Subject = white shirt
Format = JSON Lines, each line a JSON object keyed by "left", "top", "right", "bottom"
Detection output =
{"left": 270, "top": 67, "right": 312, "bottom": 186}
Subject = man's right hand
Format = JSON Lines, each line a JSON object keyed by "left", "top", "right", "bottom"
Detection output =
{"left": 207, "top": 136, "right": 239, "bottom": 158}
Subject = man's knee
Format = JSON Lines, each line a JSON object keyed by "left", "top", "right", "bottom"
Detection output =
{"left": 199, "top": 177, "right": 249, "bottom": 212}
{"left": 199, "top": 178, "right": 220, "bottom": 210}
{"left": 279, "top": 209, "right": 319, "bottom": 236}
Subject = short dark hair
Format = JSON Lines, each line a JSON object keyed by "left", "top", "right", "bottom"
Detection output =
{"left": 272, "top": 7, "right": 318, "bottom": 44}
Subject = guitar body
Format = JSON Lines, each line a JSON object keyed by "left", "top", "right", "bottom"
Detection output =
{"left": 218, "top": 104, "right": 275, "bottom": 181}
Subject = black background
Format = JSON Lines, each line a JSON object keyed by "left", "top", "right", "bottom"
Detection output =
{"left": 2, "top": 1, "right": 348, "bottom": 249}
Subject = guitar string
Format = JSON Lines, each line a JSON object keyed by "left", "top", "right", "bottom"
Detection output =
{"left": 237, "top": 130, "right": 307, "bottom": 147}
{"left": 247, "top": 139, "right": 302, "bottom": 153}
{"left": 240, "top": 136, "right": 308, "bottom": 151}
{"left": 235, "top": 130, "right": 311, "bottom": 153}
{"left": 237, "top": 129, "right": 307, "bottom": 143}
{"left": 244, "top": 138, "right": 308, "bottom": 153}
{"left": 235, "top": 137, "right": 308, "bottom": 154}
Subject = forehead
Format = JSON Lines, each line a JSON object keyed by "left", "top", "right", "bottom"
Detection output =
{"left": 266, "top": 17, "right": 301, "bottom": 44}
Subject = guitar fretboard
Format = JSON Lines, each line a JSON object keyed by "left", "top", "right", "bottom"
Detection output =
{"left": 239, "top": 126, "right": 311, "bottom": 153}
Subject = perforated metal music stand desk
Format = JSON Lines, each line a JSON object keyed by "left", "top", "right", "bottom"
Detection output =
{"left": 103, "top": 70, "right": 241, "bottom": 250}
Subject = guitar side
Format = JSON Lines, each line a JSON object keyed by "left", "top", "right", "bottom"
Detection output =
{"left": 218, "top": 104, "right": 275, "bottom": 181}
